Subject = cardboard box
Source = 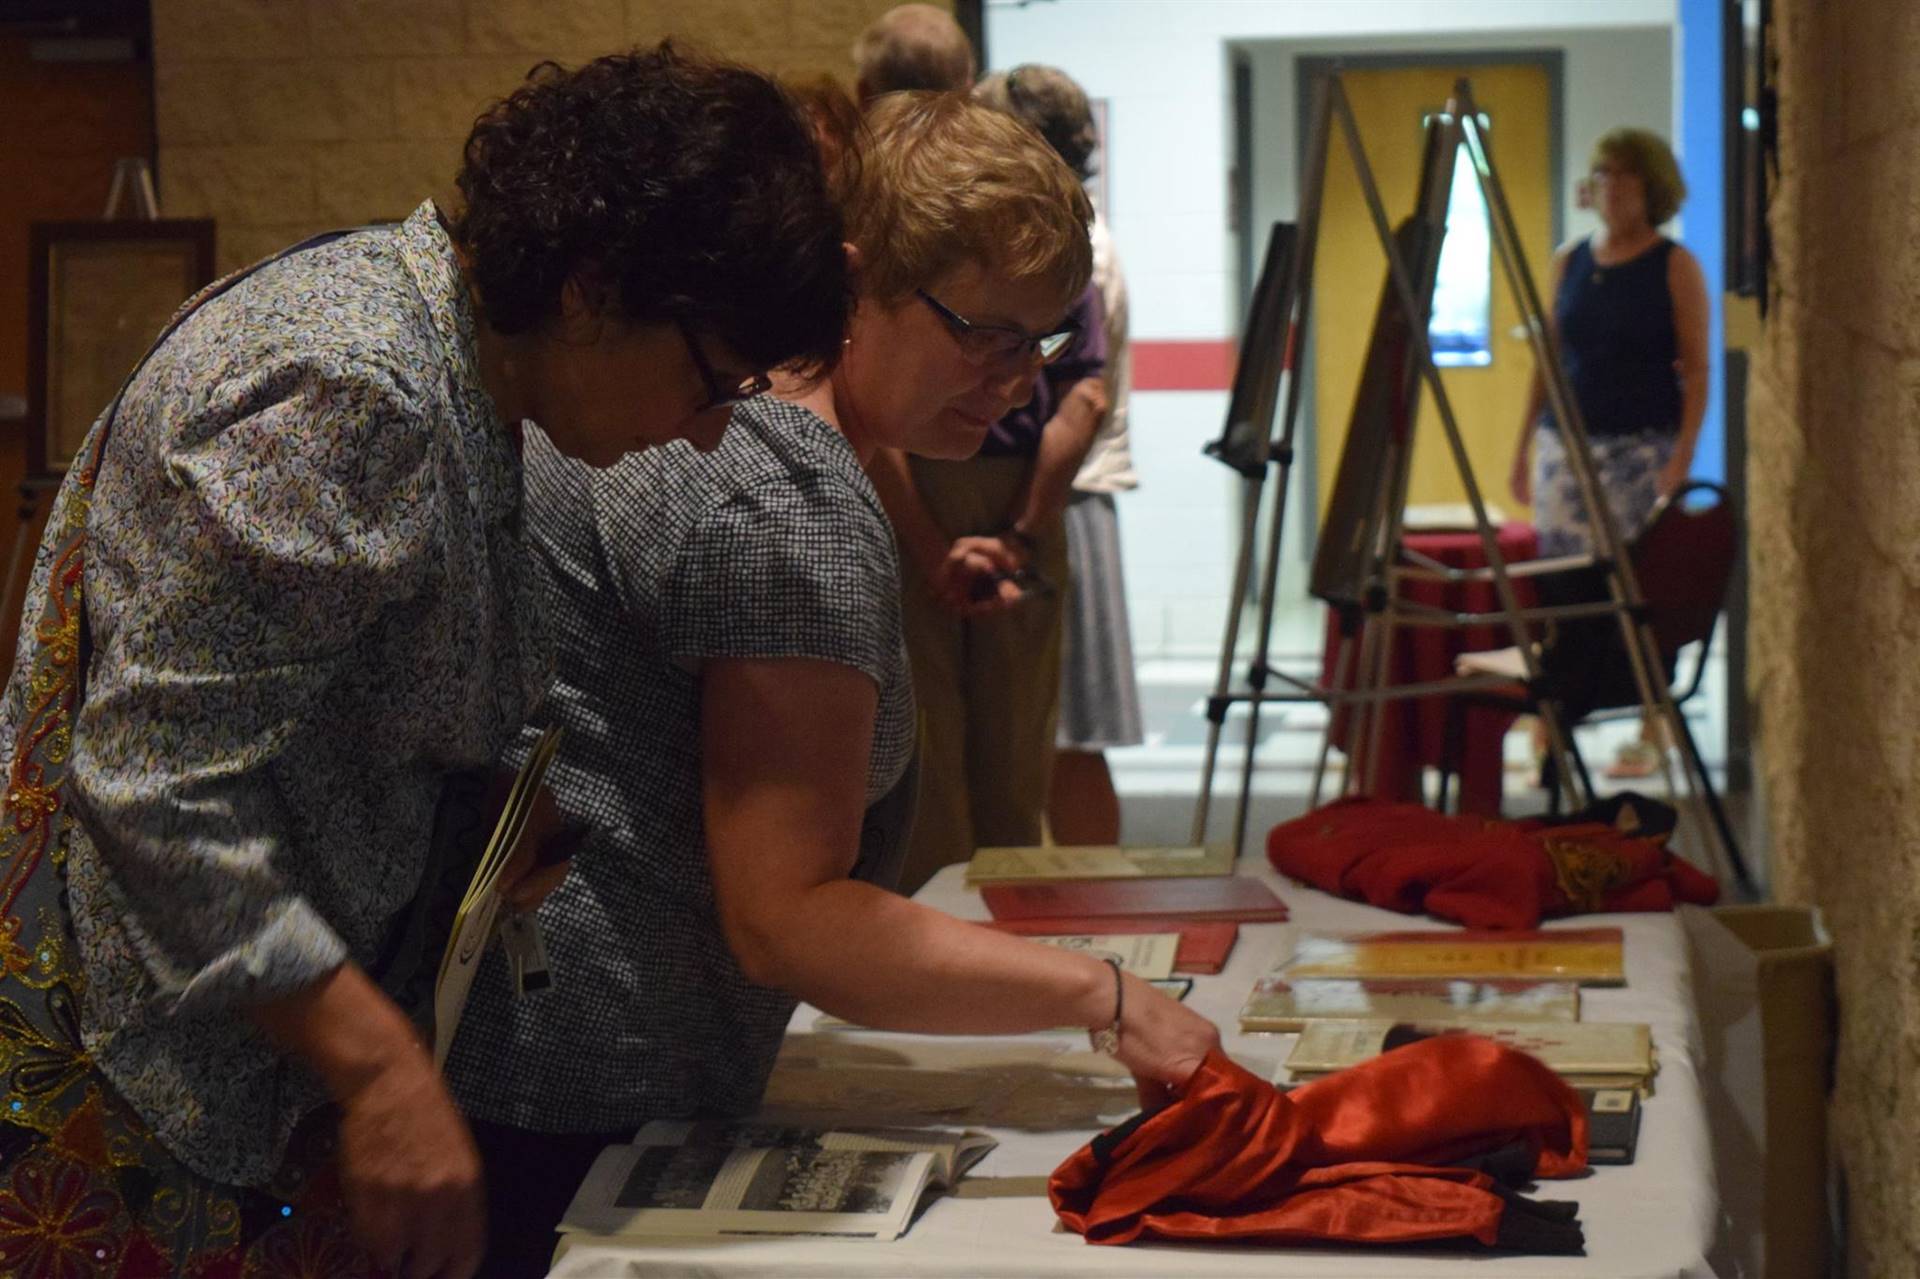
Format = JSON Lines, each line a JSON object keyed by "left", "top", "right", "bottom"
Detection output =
{"left": 1685, "top": 904, "right": 1836, "bottom": 1279}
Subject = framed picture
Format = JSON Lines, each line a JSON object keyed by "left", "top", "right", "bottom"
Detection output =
{"left": 27, "top": 219, "right": 215, "bottom": 476}
{"left": 1205, "top": 220, "right": 1298, "bottom": 479}
{"left": 1309, "top": 213, "right": 1445, "bottom": 609}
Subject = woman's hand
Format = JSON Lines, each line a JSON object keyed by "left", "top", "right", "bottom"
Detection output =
{"left": 917, "top": 535, "right": 1024, "bottom": 616}
{"left": 251, "top": 966, "right": 486, "bottom": 1279}
{"left": 1655, "top": 450, "right": 1693, "bottom": 501}
{"left": 1106, "top": 972, "right": 1222, "bottom": 1110}
{"left": 951, "top": 533, "right": 1030, "bottom": 575}
{"left": 948, "top": 535, "right": 1028, "bottom": 615}
{"left": 907, "top": 532, "right": 968, "bottom": 614}
{"left": 496, "top": 783, "right": 580, "bottom": 910}
{"left": 336, "top": 1052, "right": 487, "bottom": 1279}
{"left": 1066, "top": 376, "right": 1110, "bottom": 423}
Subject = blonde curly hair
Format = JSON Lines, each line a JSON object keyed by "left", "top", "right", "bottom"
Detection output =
{"left": 837, "top": 91, "right": 1092, "bottom": 311}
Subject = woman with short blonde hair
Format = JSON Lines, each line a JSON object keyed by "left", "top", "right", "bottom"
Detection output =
{"left": 449, "top": 91, "right": 1219, "bottom": 1274}
{"left": 842, "top": 91, "right": 1093, "bottom": 303}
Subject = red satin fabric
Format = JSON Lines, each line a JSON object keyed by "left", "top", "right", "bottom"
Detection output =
{"left": 1267, "top": 796, "right": 1719, "bottom": 929}
{"left": 1051, "top": 1040, "right": 1586, "bottom": 1248}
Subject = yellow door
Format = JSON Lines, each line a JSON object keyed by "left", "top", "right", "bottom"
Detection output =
{"left": 1310, "top": 63, "right": 1554, "bottom": 522}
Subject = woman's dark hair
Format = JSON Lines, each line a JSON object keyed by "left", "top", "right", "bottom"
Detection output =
{"left": 785, "top": 74, "right": 868, "bottom": 201}
{"left": 975, "top": 65, "right": 1097, "bottom": 183}
{"left": 453, "top": 43, "right": 849, "bottom": 373}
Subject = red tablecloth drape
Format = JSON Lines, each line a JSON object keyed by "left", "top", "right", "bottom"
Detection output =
{"left": 1321, "top": 522, "right": 1538, "bottom": 815}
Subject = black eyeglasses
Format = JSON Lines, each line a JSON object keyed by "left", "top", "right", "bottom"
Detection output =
{"left": 915, "top": 290, "right": 1078, "bottom": 366}
{"left": 678, "top": 322, "right": 772, "bottom": 412}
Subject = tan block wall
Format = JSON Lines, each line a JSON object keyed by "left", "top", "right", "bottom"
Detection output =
{"left": 152, "top": 0, "right": 939, "bottom": 272}
{"left": 1749, "top": 0, "right": 1920, "bottom": 1273}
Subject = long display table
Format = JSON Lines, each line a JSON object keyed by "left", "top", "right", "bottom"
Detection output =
{"left": 550, "top": 859, "right": 1723, "bottom": 1278}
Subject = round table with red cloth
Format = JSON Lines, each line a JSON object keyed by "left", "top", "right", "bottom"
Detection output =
{"left": 1321, "top": 521, "right": 1538, "bottom": 815}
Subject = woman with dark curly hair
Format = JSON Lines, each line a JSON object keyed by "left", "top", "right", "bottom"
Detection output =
{"left": 445, "top": 91, "right": 1220, "bottom": 1275}
{"left": 0, "top": 44, "right": 845, "bottom": 1279}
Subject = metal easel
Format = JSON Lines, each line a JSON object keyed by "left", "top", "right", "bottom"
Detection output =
{"left": 1191, "top": 74, "right": 1751, "bottom": 893}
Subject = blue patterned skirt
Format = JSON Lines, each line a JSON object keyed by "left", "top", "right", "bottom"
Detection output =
{"left": 1530, "top": 426, "right": 1675, "bottom": 559}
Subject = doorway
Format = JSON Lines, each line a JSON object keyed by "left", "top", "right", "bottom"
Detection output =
{"left": 1300, "top": 56, "right": 1562, "bottom": 524}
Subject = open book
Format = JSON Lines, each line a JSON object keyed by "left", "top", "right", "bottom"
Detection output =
{"left": 430, "top": 726, "right": 563, "bottom": 1067}
{"left": 560, "top": 1119, "right": 996, "bottom": 1241}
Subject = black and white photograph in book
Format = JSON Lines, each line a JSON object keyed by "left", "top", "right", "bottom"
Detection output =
{"left": 612, "top": 1144, "right": 917, "bottom": 1219}
{"left": 617, "top": 1145, "right": 737, "bottom": 1212}
{"left": 741, "top": 1150, "right": 918, "bottom": 1217}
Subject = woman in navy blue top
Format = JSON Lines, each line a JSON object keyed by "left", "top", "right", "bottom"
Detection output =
{"left": 1507, "top": 127, "right": 1710, "bottom": 776}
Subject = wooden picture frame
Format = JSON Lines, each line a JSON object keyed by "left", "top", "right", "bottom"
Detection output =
{"left": 27, "top": 219, "right": 215, "bottom": 477}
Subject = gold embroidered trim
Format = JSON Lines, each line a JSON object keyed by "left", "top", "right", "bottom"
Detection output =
{"left": 1541, "top": 834, "right": 1633, "bottom": 913}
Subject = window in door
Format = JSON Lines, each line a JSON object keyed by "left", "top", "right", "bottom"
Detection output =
{"left": 1426, "top": 112, "right": 1493, "bottom": 368}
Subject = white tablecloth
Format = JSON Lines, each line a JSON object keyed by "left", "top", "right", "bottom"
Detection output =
{"left": 551, "top": 861, "right": 1724, "bottom": 1278}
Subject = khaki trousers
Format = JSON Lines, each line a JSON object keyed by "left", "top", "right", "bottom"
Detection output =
{"left": 897, "top": 455, "right": 1068, "bottom": 894}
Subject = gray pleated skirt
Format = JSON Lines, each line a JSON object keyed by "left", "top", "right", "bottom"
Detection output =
{"left": 1056, "top": 492, "right": 1144, "bottom": 750}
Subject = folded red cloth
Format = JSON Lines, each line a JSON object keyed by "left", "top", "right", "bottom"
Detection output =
{"left": 1267, "top": 796, "right": 1718, "bottom": 928}
{"left": 1051, "top": 1040, "right": 1587, "bottom": 1252}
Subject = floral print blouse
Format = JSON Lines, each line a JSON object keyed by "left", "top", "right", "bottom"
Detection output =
{"left": 0, "top": 201, "right": 549, "bottom": 1186}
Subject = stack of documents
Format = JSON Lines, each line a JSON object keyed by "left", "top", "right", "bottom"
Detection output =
{"left": 431, "top": 726, "right": 563, "bottom": 1066}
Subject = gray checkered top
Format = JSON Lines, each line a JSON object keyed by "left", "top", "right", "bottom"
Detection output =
{"left": 445, "top": 397, "right": 915, "bottom": 1132}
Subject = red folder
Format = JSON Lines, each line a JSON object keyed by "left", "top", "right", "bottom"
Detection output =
{"left": 981, "top": 877, "right": 1289, "bottom": 927}
{"left": 984, "top": 918, "right": 1241, "bottom": 975}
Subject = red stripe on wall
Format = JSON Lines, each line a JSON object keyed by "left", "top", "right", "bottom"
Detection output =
{"left": 1131, "top": 339, "right": 1237, "bottom": 391}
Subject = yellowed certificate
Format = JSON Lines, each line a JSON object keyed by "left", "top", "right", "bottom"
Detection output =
{"left": 1284, "top": 1018, "right": 1654, "bottom": 1082}
{"left": 1240, "top": 977, "right": 1580, "bottom": 1032}
{"left": 1278, "top": 927, "right": 1626, "bottom": 986}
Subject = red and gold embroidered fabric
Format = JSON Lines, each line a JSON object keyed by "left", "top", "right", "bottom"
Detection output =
{"left": 1266, "top": 796, "right": 1718, "bottom": 929}
{"left": 0, "top": 290, "right": 388, "bottom": 1279}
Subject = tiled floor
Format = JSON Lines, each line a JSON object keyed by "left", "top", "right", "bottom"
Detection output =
{"left": 1110, "top": 600, "right": 1760, "bottom": 893}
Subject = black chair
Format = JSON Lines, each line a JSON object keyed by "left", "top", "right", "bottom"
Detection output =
{"left": 1438, "top": 482, "right": 1754, "bottom": 893}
